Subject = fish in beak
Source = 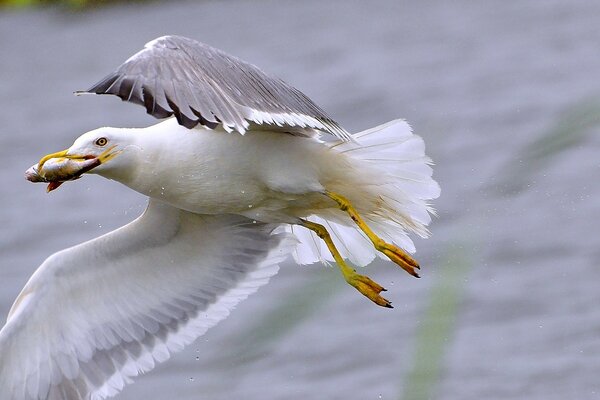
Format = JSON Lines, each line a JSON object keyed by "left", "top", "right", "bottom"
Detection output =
{"left": 25, "top": 145, "right": 120, "bottom": 192}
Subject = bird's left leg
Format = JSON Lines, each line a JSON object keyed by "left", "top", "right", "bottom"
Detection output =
{"left": 299, "top": 219, "right": 392, "bottom": 308}
{"left": 324, "top": 190, "right": 421, "bottom": 278}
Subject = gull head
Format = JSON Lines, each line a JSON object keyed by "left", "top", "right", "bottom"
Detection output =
{"left": 26, "top": 127, "right": 137, "bottom": 192}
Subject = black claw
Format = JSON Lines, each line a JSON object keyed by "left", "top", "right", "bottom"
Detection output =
{"left": 385, "top": 303, "right": 394, "bottom": 309}
{"left": 381, "top": 287, "right": 387, "bottom": 292}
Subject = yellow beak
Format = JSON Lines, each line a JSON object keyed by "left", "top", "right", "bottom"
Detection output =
{"left": 37, "top": 145, "right": 121, "bottom": 171}
{"left": 37, "top": 149, "right": 88, "bottom": 170}
{"left": 32, "top": 145, "right": 122, "bottom": 193}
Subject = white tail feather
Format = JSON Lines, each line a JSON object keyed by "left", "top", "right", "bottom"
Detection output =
{"left": 289, "top": 119, "right": 440, "bottom": 267}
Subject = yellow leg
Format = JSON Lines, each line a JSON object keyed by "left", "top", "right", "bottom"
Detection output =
{"left": 325, "top": 191, "right": 421, "bottom": 278}
{"left": 300, "top": 219, "right": 392, "bottom": 308}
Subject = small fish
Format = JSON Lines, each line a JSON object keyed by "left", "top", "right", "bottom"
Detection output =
{"left": 25, "top": 157, "right": 100, "bottom": 192}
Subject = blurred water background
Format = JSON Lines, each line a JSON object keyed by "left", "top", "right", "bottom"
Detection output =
{"left": 1, "top": 1, "right": 599, "bottom": 399}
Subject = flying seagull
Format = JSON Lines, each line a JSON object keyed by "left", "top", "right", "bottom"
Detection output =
{"left": 1, "top": 35, "right": 440, "bottom": 399}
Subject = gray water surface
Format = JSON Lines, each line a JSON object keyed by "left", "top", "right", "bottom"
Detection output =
{"left": 1, "top": 1, "right": 599, "bottom": 399}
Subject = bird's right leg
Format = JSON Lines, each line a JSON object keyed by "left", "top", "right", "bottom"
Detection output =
{"left": 324, "top": 191, "right": 420, "bottom": 278}
{"left": 298, "top": 219, "right": 392, "bottom": 308}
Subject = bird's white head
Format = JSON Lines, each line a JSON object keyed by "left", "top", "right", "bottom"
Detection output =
{"left": 31, "top": 127, "right": 141, "bottom": 191}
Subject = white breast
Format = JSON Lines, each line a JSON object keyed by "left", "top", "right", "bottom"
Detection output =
{"left": 113, "top": 119, "right": 330, "bottom": 218}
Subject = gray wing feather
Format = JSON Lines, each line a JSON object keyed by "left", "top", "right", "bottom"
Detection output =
{"left": 0, "top": 201, "right": 292, "bottom": 399}
{"left": 80, "top": 35, "right": 351, "bottom": 139}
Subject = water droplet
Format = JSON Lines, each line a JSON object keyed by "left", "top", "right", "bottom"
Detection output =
{"left": 189, "top": 377, "right": 195, "bottom": 382}
{"left": 83, "top": 220, "right": 87, "bottom": 224}
{"left": 252, "top": 220, "right": 257, "bottom": 224}
{"left": 248, "top": 204, "right": 253, "bottom": 208}
{"left": 241, "top": 190, "right": 245, "bottom": 194}
{"left": 98, "top": 224, "right": 102, "bottom": 228}
{"left": 195, "top": 356, "right": 200, "bottom": 361}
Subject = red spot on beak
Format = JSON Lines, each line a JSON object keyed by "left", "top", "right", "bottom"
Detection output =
{"left": 47, "top": 181, "right": 64, "bottom": 192}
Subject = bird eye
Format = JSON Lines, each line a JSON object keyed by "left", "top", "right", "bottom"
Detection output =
{"left": 95, "top": 137, "right": 108, "bottom": 146}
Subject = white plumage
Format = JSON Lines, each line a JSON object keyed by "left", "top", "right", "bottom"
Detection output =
{"left": 0, "top": 201, "right": 291, "bottom": 399}
{"left": 289, "top": 119, "right": 438, "bottom": 265}
{"left": 3, "top": 35, "right": 440, "bottom": 399}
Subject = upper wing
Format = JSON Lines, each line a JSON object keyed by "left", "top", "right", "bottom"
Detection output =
{"left": 0, "top": 200, "right": 292, "bottom": 400}
{"left": 79, "top": 35, "right": 351, "bottom": 140}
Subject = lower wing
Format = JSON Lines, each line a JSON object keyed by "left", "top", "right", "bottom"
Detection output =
{"left": 0, "top": 200, "right": 292, "bottom": 400}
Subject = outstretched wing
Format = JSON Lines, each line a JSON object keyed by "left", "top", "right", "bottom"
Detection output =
{"left": 0, "top": 200, "right": 291, "bottom": 400}
{"left": 79, "top": 35, "right": 350, "bottom": 140}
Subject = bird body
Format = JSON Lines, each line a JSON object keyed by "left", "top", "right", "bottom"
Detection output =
{"left": 75, "top": 117, "right": 437, "bottom": 266}
{"left": 90, "top": 119, "right": 331, "bottom": 219}
{"left": 3, "top": 35, "right": 440, "bottom": 399}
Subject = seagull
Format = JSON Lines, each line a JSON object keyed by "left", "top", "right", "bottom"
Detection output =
{"left": 1, "top": 35, "right": 440, "bottom": 399}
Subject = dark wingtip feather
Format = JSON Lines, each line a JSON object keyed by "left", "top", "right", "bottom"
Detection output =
{"left": 167, "top": 97, "right": 196, "bottom": 128}
{"left": 79, "top": 36, "right": 350, "bottom": 137}
{"left": 117, "top": 77, "right": 135, "bottom": 100}
{"left": 191, "top": 108, "right": 219, "bottom": 129}
{"left": 87, "top": 73, "right": 120, "bottom": 94}
{"left": 142, "top": 86, "right": 172, "bottom": 118}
